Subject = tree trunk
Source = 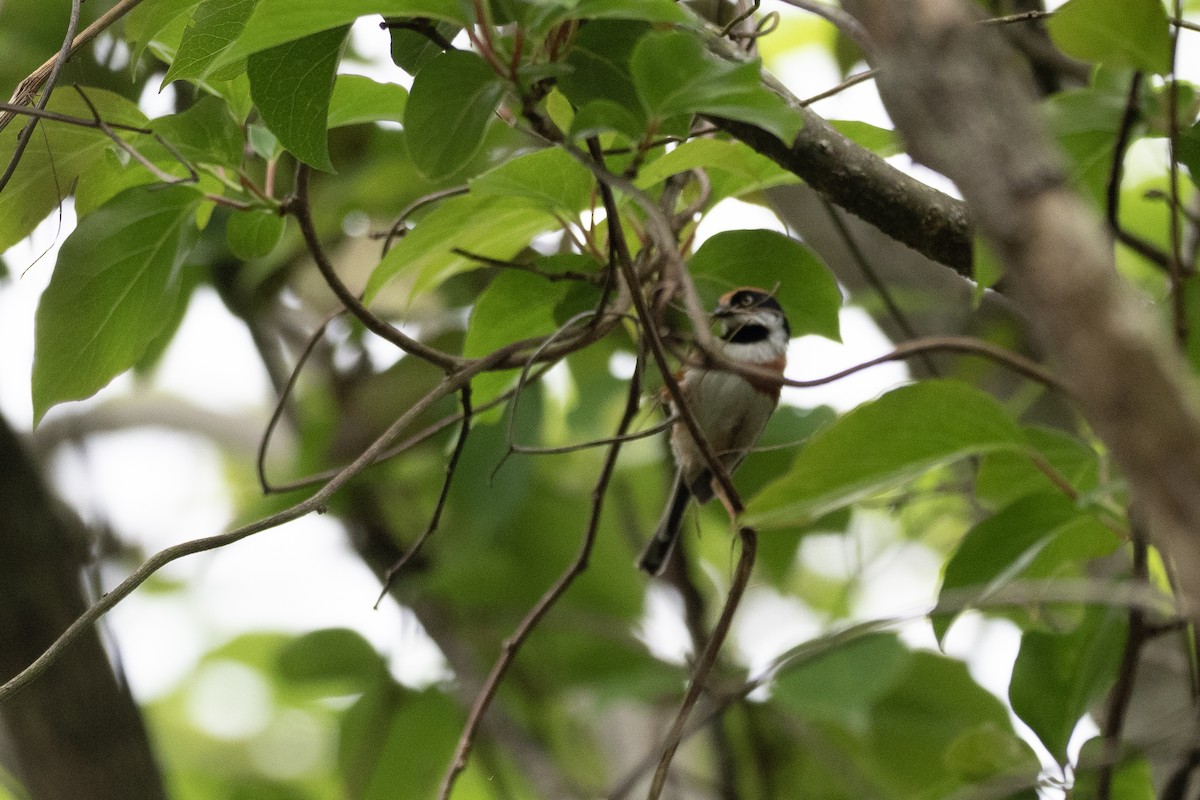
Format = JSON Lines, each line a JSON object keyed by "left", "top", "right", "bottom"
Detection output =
{"left": 0, "top": 414, "right": 167, "bottom": 800}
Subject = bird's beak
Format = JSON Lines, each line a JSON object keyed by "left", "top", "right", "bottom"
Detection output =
{"left": 711, "top": 304, "right": 733, "bottom": 319}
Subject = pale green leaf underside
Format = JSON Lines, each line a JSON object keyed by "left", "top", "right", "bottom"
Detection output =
{"left": 688, "top": 229, "right": 842, "bottom": 342}
{"left": 365, "top": 194, "right": 559, "bottom": 302}
{"left": 327, "top": 74, "right": 408, "bottom": 129}
{"left": 0, "top": 89, "right": 148, "bottom": 253}
{"left": 1047, "top": 0, "right": 1171, "bottom": 74}
{"left": 744, "top": 380, "right": 1024, "bottom": 529}
{"left": 32, "top": 185, "right": 203, "bottom": 423}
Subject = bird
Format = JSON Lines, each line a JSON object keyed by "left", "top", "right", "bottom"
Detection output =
{"left": 637, "top": 287, "right": 790, "bottom": 576}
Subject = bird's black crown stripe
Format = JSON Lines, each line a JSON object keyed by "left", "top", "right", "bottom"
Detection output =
{"left": 728, "top": 289, "right": 783, "bottom": 313}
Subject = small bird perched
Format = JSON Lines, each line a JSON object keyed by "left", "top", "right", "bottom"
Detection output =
{"left": 638, "top": 287, "right": 790, "bottom": 576}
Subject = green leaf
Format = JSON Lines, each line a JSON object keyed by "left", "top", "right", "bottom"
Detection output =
{"left": 327, "top": 74, "right": 408, "bottom": 129}
{"left": 220, "top": 0, "right": 465, "bottom": 66}
{"left": 1045, "top": 84, "right": 1135, "bottom": 204}
{"left": 226, "top": 209, "right": 285, "bottom": 258}
{"left": 631, "top": 30, "right": 802, "bottom": 142}
{"left": 277, "top": 628, "right": 386, "bottom": 687}
{"left": 364, "top": 194, "right": 558, "bottom": 301}
{"left": 971, "top": 236, "right": 1004, "bottom": 303}
{"left": 462, "top": 270, "right": 594, "bottom": 411}
{"left": 563, "top": 0, "right": 692, "bottom": 24}
{"left": 464, "top": 272, "right": 577, "bottom": 360}
{"left": 345, "top": 688, "right": 463, "bottom": 800}
{"left": 124, "top": 0, "right": 201, "bottom": 68}
{"left": 135, "top": 261, "right": 201, "bottom": 375}
{"left": 828, "top": 120, "right": 900, "bottom": 157}
{"left": 773, "top": 633, "right": 912, "bottom": 734}
{"left": 943, "top": 722, "right": 1042, "bottom": 783}
{"left": 569, "top": 99, "right": 646, "bottom": 142}
{"left": 520, "top": 0, "right": 694, "bottom": 29}
{"left": 403, "top": 50, "right": 506, "bottom": 180}
{"left": 1178, "top": 120, "right": 1200, "bottom": 189}
{"left": 469, "top": 147, "right": 593, "bottom": 216}
{"left": 1048, "top": 0, "right": 1171, "bottom": 74}
{"left": 976, "top": 426, "right": 1100, "bottom": 509}
{"left": 1009, "top": 605, "right": 1127, "bottom": 760}
{"left": 32, "top": 185, "right": 203, "bottom": 423}
{"left": 635, "top": 138, "right": 796, "bottom": 200}
{"left": 559, "top": 20, "right": 648, "bottom": 124}
{"left": 148, "top": 94, "right": 245, "bottom": 167}
{"left": 247, "top": 25, "right": 348, "bottom": 172}
{"left": 688, "top": 229, "right": 841, "bottom": 341}
{"left": 0, "top": 89, "right": 148, "bottom": 252}
{"left": 1072, "top": 738, "right": 1156, "bottom": 800}
{"left": 745, "top": 380, "right": 1024, "bottom": 529}
{"left": 870, "top": 651, "right": 1020, "bottom": 796}
{"left": 389, "top": 19, "right": 461, "bottom": 75}
{"left": 162, "top": 0, "right": 258, "bottom": 86}
{"left": 74, "top": 150, "right": 161, "bottom": 219}
{"left": 933, "top": 492, "right": 1119, "bottom": 642}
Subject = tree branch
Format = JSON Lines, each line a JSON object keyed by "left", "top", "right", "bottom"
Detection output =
{"left": 0, "top": 353, "right": 509, "bottom": 703}
{"left": 841, "top": 0, "right": 1200, "bottom": 623}
{"left": 647, "top": 527, "right": 757, "bottom": 800}
{"left": 703, "top": 35, "right": 974, "bottom": 276}
{"left": 436, "top": 341, "right": 647, "bottom": 800}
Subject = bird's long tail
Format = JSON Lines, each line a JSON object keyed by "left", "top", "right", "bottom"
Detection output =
{"left": 637, "top": 474, "right": 691, "bottom": 576}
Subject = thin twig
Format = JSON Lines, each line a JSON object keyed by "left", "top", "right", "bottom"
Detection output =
{"left": 1097, "top": 523, "right": 1150, "bottom": 800}
{"left": 451, "top": 248, "right": 603, "bottom": 283}
{"left": 497, "top": 311, "right": 667, "bottom": 466}
{"left": 261, "top": 365, "right": 554, "bottom": 494}
{"left": 0, "top": 0, "right": 81, "bottom": 195}
{"left": 580, "top": 136, "right": 743, "bottom": 511}
{"left": 720, "top": 0, "right": 761, "bottom": 37}
{"left": 799, "top": 69, "right": 877, "bottom": 106}
{"left": 1115, "top": 227, "right": 1172, "bottom": 271}
{"left": 733, "top": 334, "right": 1067, "bottom": 395}
{"left": 506, "top": 336, "right": 674, "bottom": 457}
{"left": 647, "top": 527, "right": 757, "bottom": 799}
{"left": 774, "top": 0, "right": 879, "bottom": 65}
{"left": 1105, "top": 72, "right": 1143, "bottom": 235}
{"left": 819, "top": 198, "right": 940, "bottom": 376}
{"left": 257, "top": 310, "right": 345, "bottom": 494}
{"left": 0, "top": 0, "right": 147, "bottom": 132}
{"left": 1167, "top": 0, "right": 1189, "bottom": 345}
{"left": 982, "top": 10, "right": 1053, "bottom": 25}
{"left": 290, "top": 164, "right": 464, "bottom": 371}
{"left": 0, "top": 100, "right": 152, "bottom": 134}
{"left": 374, "top": 384, "right": 473, "bottom": 606}
{"left": 377, "top": 185, "right": 469, "bottom": 254}
{"left": 0, "top": 360, "right": 501, "bottom": 704}
{"left": 436, "top": 341, "right": 647, "bottom": 800}
{"left": 72, "top": 85, "right": 199, "bottom": 187}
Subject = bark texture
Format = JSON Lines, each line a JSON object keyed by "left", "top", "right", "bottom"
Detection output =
{"left": 0, "top": 414, "right": 167, "bottom": 800}
{"left": 840, "top": 0, "right": 1200, "bottom": 620}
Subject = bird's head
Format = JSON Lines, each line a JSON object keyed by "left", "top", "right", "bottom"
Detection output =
{"left": 712, "top": 287, "right": 791, "bottom": 346}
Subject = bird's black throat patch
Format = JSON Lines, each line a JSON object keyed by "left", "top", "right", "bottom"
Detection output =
{"left": 725, "top": 324, "right": 770, "bottom": 344}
